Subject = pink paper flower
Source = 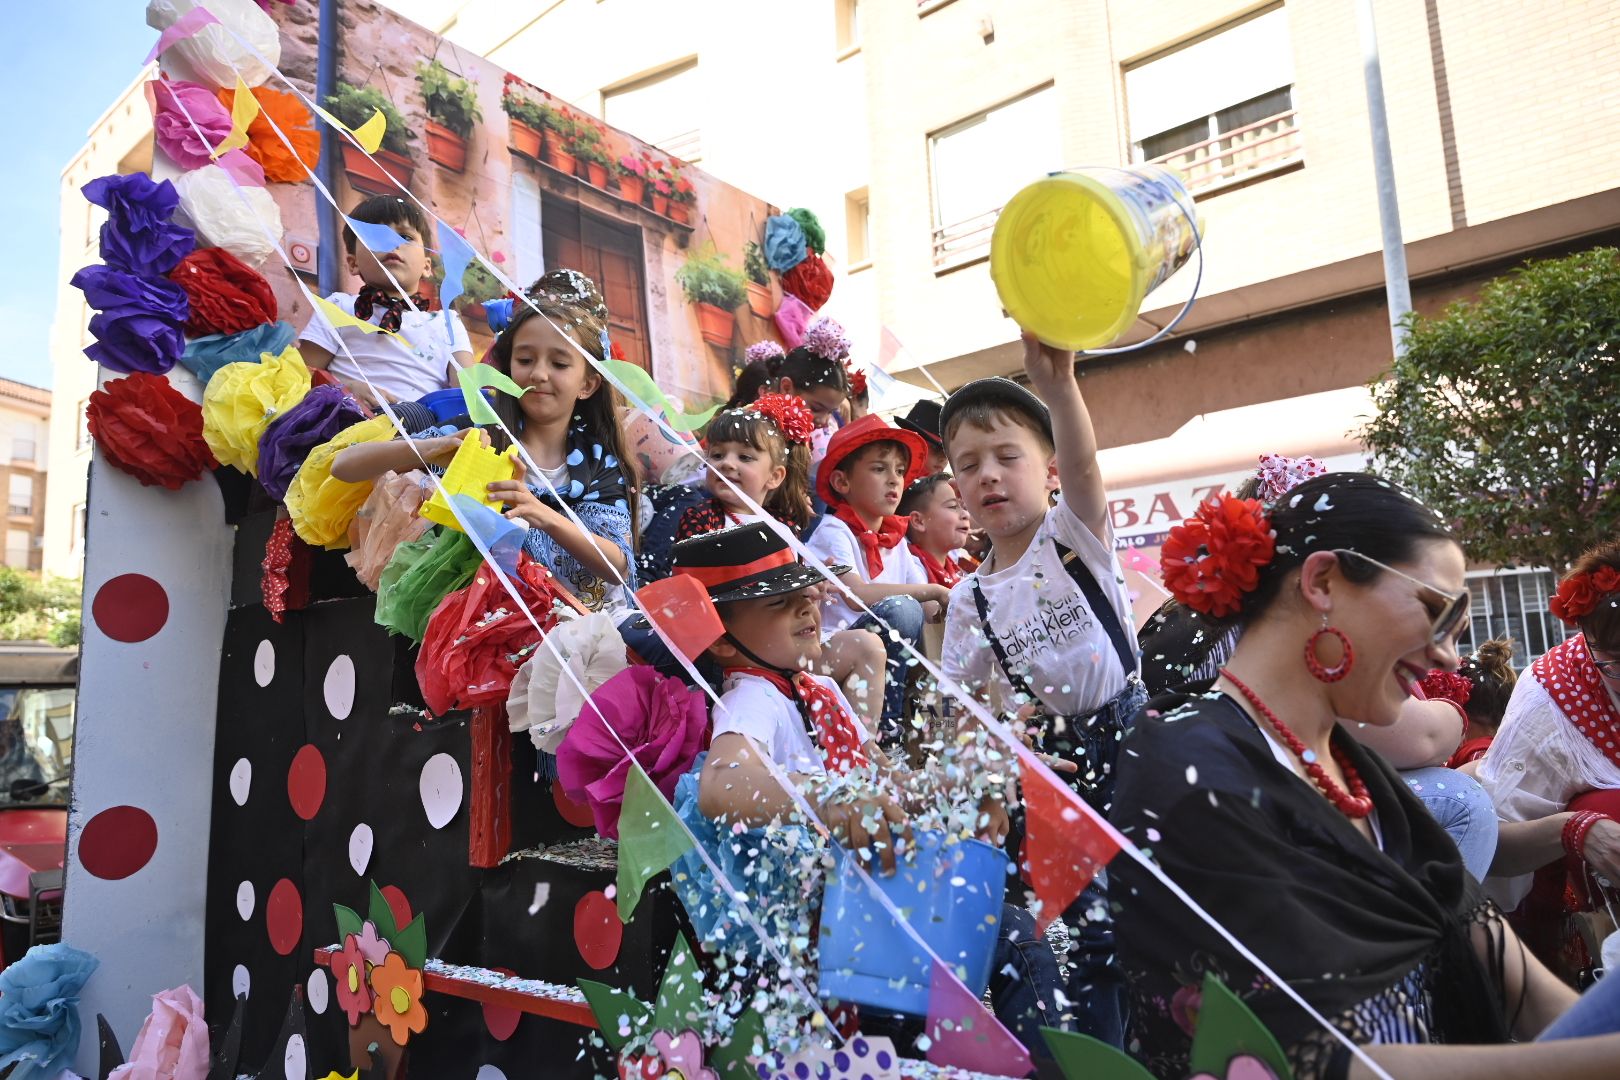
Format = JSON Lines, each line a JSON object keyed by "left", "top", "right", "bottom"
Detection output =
{"left": 151, "top": 80, "right": 234, "bottom": 171}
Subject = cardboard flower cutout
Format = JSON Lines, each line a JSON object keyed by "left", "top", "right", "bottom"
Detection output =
{"left": 332, "top": 883, "right": 429, "bottom": 1048}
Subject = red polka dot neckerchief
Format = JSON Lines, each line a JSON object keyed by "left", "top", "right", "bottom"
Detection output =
{"left": 1532, "top": 634, "right": 1620, "bottom": 770}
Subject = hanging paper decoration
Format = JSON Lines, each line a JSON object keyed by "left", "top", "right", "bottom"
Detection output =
{"left": 145, "top": 0, "right": 281, "bottom": 88}
{"left": 1018, "top": 750, "right": 1121, "bottom": 931}
{"left": 780, "top": 253, "right": 834, "bottom": 311}
{"left": 143, "top": 4, "right": 219, "bottom": 64}
{"left": 598, "top": 360, "right": 720, "bottom": 433}
{"left": 173, "top": 164, "right": 284, "bottom": 269}
{"left": 774, "top": 292, "right": 814, "bottom": 350}
{"left": 284, "top": 414, "right": 397, "bottom": 548}
{"left": 168, "top": 246, "right": 278, "bottom": 336}
{"left": 786, "top": 208, "right": 826, "bottom": 256}
{"left": 374, "top": 527, "right": 483, "bottom": 642}
{"left": 344, "top": 470, "right": 432, "bottom": 590}
{"left": 151, "top": 79, "right": 234, "bottom": 172}
{"left": 257, "top": 384, "right": 367, "bottom": 502}
{"left": 312, "top": 103, "right": 387, "bottom": 155}
{"left": 70, "top": 263, "right": 190, "bottom": 376}
{"left": 0, "top": 942, "right": 99, "bottom": 1079}
{"left": 210, "top": 76, "right": 260, "bottom": 160}
{"left": 506, "top": 612, "right": 627, "bottom": 752}
{"left": 923, "top": 958, "right": 1033, "bottom": 1076}
{"left": 435, "top": 221, "right": 477, "bottom": 317}
{"left": 763, "top": 214, "right": 807, "bottom": 273}
{"left": 180, "top": 319, "right": 296, "bottom": 384}
{"left": 613, "top": 763, "right": 696, "bottom": 920}
{"left": 215, "top": 83, "right": 320, "bottom": 183}
{"left": 86, "top": 372, "right": 216, "bottom": 490}
{"left": 634, "top": 574, "right": 724, "bottom": 663}
{"left": 83, "top": 172, "right": 195, "bottom": 276}
{"left": 555, "top": 666, "right": 708, "bottom": 840}
{"left": 105, "top": 985, "right": 210, "bottom": 1080}
{"left": 455, "top": 362, "right": 528, "bottom": 426}
{"left": 201, "top": 344, "right": 311, "bottom": 475}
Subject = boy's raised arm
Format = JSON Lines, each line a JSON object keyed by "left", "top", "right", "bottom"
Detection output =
{"left": 1018, "top": 331, "right": 1108, "bottom": 540}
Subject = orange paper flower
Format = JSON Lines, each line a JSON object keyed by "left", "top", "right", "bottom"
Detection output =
{"left": 369, "top": 951, "right": 427, "bottom": 1046}
{"left": 216, "top": 85, "right": 320, "bottom": 184}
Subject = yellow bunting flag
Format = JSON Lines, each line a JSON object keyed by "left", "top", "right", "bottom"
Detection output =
{"left": 313, "top": 104, "right": 387, "bottom": 154}
{"left": 311, "top": 295, "right": 415, "bottom": 350}
{"left": 212, "top": 77, "right": 260, "bottom": 159}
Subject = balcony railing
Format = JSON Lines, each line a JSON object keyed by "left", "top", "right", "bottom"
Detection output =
{"left": 1146, "top": 109, "right": 1302, "bottom": 194}
{"left": 931, "top": 207, "right": 1000, "bottom": 271}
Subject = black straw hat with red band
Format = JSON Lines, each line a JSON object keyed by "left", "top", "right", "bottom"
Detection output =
{"left": 672, "top": 521, "right": 845, "bottom": 604}
{"left": 894, "top": 399, "right": 944, "bottom": 450}
{"left": 814, "top": 414, "right": 929, "bottom": 508}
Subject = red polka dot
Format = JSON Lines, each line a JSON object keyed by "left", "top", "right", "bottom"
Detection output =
{"left": 266, "top": 878, "right": 302, "bottom": 956}
{"left": 552, "top": 780, "right": 594, "bottom": 829}
{"left": 483, "top": 966, "right": 521, "bottom": 1040}
{"left": 79, "top": 806, "right": 157, "bottom": 880}
{"left": 574, "top": 891, "right": 621, "bottom": 970}
{"left": 380, "top": 885, "right": 412, "bottom": 930}
{"left": 287, "top": 745, "right": 326, "bottom": 821}
{"left": 91, "top": 575, "right": 169, "bottom": 643}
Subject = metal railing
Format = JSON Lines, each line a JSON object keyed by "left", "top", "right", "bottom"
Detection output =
{"left": 931, "top": 207, "right": 1001, "bottom": 270}
{"left": 1458, "top": 567, "right": 1574, "bottom": 669}
{"left": 1146, "top": 108, "right": 1302, "bottom": 194}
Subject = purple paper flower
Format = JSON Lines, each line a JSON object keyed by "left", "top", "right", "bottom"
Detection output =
{"left": 83, "top": 173, "right": 195, "bottom": 275}
{"left": 256, "top": 384, "right": 367, "bottom": 501}
{"left": 69, "top": 265, "right": 190, "bottom": 324}
{"left": 84, "top": 309, "right": 186, "bottom": 375}
{"left": 151, "top": 80, "right": 234, "bottom": 172}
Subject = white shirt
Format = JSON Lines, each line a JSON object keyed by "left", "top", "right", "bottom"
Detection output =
{"left": 299, "top": 292, "right": 472, "bottom": 402}
{"left": 941, "top": 495, "right": 1136, "bottom": 716}
{"left": 712, "top": 672, "right": 871, "bottom": 776}
{"left": 1479, "top": 670, "right": 1620, "bottom": 908}
{"left": 806, "top": 514, "right": 928, "bottom": 632}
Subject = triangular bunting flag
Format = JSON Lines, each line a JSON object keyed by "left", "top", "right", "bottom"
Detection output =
{"left": 456, "top": 362, "right": 528, "bottom": 426}
{"left": 314, "top": 104, "right": 388, "bottom": 155}
{"left": 634, "top": 574, "right": 724, "bottom": 664}
{"left": 616, "top": 762, "right": 695, "bottom": 922}
{"left": 652, "top": 934, "right": 706, "bottom": 1033}
{"left": 1019, "top": 750, "right": 1120, "bottom": 931}
{"left": 436, "top": 222, "right": 478, "bottom": 316}
{"left": 923, "top": 958, "right": 1032, "bottom": 1076}
{"left": 212, "top": 78, "right": 261, "bottom": 160}
{"left": 312, "top": 295, "right": 416, "bottom": 350}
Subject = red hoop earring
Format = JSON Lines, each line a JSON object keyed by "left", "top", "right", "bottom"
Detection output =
{"left": 1305, "top": 622, "right": 1354, "bottom": 683}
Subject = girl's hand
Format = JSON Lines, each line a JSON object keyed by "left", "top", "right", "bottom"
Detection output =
{"left": 487, "top": 456, "right": 552, "bottom": 529}
{"left": 339, "top": 377, "right": 398, "bottom": 411}
{"left": 420, "top": 428, "right": 486, "bottom": 468}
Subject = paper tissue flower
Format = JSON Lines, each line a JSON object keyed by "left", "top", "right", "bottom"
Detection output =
{"left": 173, "top": 164, "right": 283, "bottom": 269}
{"left": 256, "top": 384, "right": 367, "bottom": 502}
{"left": 202, "top": 345, "right": 312, "bottom": 475}
{"left": 87, "top": 373, "right": 217, "bottom": 489}
{"left": 507, "top": 612, "right": 629, "bottom": 754}
{"left": 369, "top": 952, "right": 427, "bottom": 1047}
{"left": 151, "top": 79, "right": 233, "bottom": 172}
{"left": 180, "top": 320, "right": 297, "bottom": 385}
{"left": 284, "top": 414, "right": 397, "bottom": 549}
{"left": 416, "top": 557, "right": 568, "bottom": 715}
{"left": 556, "top": 666, "right": 708, "bottom": 839}
{"left": 0, "top": 942, "right": 99, "bottom": 1080}
{"left": 146, "top": 0, "right": 281, "bottom": 88}
{"left": 773, "top": 293, "right": 813, "bottom": 350}
{"left": 763, "top": 214, "right": 807, "bottom": 273}
{"left": 786, "top": 208, "right": 826, "bottom": 256}
{"left": 169, "top": 247, "right": 278, "bottom": 336}
{"left": 71, "top": 264, "right": 191, "bottom": 376}
{"left": 780, "top": 253, "right": 833, "bottom": 311}
{"left": 106, "top": 985, "right": 209, "bottom": 1080}
{"left": 215, "top": 84, "right": 320, "bottom": 183}
{"left": 345, "top": 471, "right": 432, "bottom": 590}
{"left": 82, "top": 173, "right": 195, "bottom": 276}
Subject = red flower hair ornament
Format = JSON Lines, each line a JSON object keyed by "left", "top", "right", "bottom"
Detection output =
{"left": 1418, "top": 669, "right": 1473, "bottom": 708}
{"left": 1550, "top": 565, "right": 1620, "bottom": 625}
{"left": 748, "top": 392, "right": 815, "bottom": 445}
{"left": 1160, "top": 495, "right": 1277, "bottom": 618}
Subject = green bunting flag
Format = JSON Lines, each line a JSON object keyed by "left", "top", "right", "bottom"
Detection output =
{"left": 615, "top": 763, "right": 695, "bottom": 922}
{"left": 457, "top": 362, "right": 528, "bottom": 425}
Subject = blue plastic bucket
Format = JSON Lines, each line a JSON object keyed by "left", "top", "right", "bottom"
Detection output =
{"left": 817, "top": 832, "right": 1008, "bottom": 1015}
{"left": 417, "top": 388, "right": 469, "bottom": 421}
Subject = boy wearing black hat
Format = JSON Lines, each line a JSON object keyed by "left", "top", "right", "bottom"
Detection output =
{"left": 938, "top": 333, "right": 1145, "bottom": 1048}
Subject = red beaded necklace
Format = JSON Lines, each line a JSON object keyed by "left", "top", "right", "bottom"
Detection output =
{"left": 1219, "top": 667, "right": 1374, "bottom": 820}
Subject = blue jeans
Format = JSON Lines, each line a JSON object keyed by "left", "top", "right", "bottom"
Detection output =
{"left": 850, "top": 594, "right": 925, "bottom": 735}
{"left": 1402, "top": 766, "right": 1499, "bottom": 882}
{"left": 1539, "top": 966, "right": 1620, "bottom": 1039}
{"left": 989, "top": 902, "right": 1067, "bottom": 1058}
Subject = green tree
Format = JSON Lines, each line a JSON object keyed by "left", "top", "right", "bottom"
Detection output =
{"left": 1360, "top": 247, "right": 1620, "bottom": 571}
{"left": 0, "top": 567, "right": 81, "bottom": 645}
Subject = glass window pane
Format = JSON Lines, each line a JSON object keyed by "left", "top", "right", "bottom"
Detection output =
{"left": 932, "top": 87, "right": 1059, "bottom": 229}
{"left": 1216, "top": 87, "right": 1293, "bottom": 132}
{"left": 1140, "top": 116, "right": 1213, "bottom": 161}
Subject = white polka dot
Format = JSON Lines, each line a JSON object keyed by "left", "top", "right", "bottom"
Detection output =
{"left": 348, "top": 823, "right": 373, "bottom": 876}
{"left": 229, "top": 759, "right": 252, "bottom": 806}
{"left": 324, "top": 655, "right": 355, "bottom": 721}
{"left": 475, "top": 1069, "right": 508, "bottom": 1080}
{"left": 232, "top": 964, "right": 251, "bottom": 999}
{"left": 236, "top": 881, "right": 255, "bottom": 920}
{"left": 307, "top": 967, "right": 329, "bottom": 1015}
{"left": 284, "top": 1033, "right": 306, "bottom": 1080}
{"left": 254, "top": 640, "right": 275, "bottom": 687}
{"left": 419, "top": 753, "right": 463, "bottom": 830}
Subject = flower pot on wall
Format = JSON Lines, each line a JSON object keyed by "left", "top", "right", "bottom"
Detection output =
{"left": 618, "top": 175, "right": 645, "bottom": 204}
{"left": 425, "top": 120, "right": 468, "bottom": 172}
{"left": 342, "top": 144, "right": 415, "bottom": 195}
{"left": 541, "top": 131, "right": 577, "bottom": 174}
{"left": 695, "top": 303, "right": 737, "bottom": 348}
{"left": 668, "top": 202, "right": 691, "bottom": 225}
{"left": 746, "top": 282, "right": 773, "bottom": 319}
{"left": 649, "top": 193, "right": 670, "bottom": 217}
{"left": 508, "top": 119, "right": 542, "bottom": 159}
{"left": 585, "top": 162, "right": 609, "bottom": 188}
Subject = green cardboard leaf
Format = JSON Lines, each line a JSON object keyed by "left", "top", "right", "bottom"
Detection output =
{"left": 710, "top": 1009, "right": 766, "bottom": 1080}
{"left": 391, "top": 913, "right": 428, "bottom": 971}
{"left": 333, "top": 903, "right": 363, "bottom": 943}
{"left": 577, "top": 979, "right": 651, "bottom": 1052}
{"left": 367, "top": 881, "right": 398, "bottom": 940}
{"left": 1187, "top": 973, "right": 1294, "bottom": 1080}
{"left": 652, "top": 935, "right": 705, "bottom": 1032}
{"left": 616, "top": 763, "right": 695, "bottom": 922}
{"left": 1042, "top": 1027, "right": 1154, "bottom": 1080}
{"left": 457, "top": 363, "right": 528, "bottom": 426}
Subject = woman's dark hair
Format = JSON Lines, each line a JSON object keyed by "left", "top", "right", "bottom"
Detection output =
{"left": 704, "top": 408, "right": 812, "bottom": 531}
{"left": 727, "top": 346, "right": 849, "bottom": 409}
{"left": 1219, "top": 471, "right": 1456, "bottom": 628}
{"left": 1564, "top": 537, "right": 1620, "bottom": 652}
{"left": 487, "top": 270, "right": 639, "bottom": 539}
{"left": 1458, "top": 637, "right": 1517, "bottom": 730}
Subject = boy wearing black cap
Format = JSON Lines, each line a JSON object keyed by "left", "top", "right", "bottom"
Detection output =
{"left": 938, "top": 333, "right": 1145, "bottom": 1048}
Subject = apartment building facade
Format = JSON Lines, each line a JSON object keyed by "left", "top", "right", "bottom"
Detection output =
{"left": 0, "top": 380, "right": 50, "bottom": 573}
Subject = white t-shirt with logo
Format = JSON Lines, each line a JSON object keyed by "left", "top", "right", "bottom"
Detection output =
{"left": 941, "top": 495, "right": 1136, "bottom": 716}
{"left": 299, "top": 292, "right": 472, "bottom": 402}
{"left": 805, "top": 514, "right": 928, "bottom": 632}
{"left": 712, "top": 672, "right": 871, "bottom": 776}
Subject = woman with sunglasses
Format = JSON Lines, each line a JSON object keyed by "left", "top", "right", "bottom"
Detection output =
{"left": 1111, "top": 473, "right": 1620, "bottom": 1079}
{"left": 1478, "top": 539, "right": 1620, "bottom": 984}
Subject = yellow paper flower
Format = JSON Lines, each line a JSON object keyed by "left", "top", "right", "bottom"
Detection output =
{"left": 285, "top": 414, "right": 397, "bottom": 549}
{"left": 201, "top": 345, "right": 311, "bottom": 475}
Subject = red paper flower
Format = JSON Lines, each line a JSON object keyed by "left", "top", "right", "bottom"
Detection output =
{"left": 845, "top": 363, "right": 868, "bottom": 398}
{"left": 168, "top": 247, "right": 278, "bottom": 336}
{"left": 1160, "top": 495, "right": 1276, "bottom": 618}
{"left": 1550, "top": 565, "right": 1620, "bottom": 625}
{"left": 780, "top": 253, "right": 834, "bottom": 311}
{"left": 749, "top": 392, "right": 815, "bottom": 445}
{"left": 86, "top": 372, "right": 217, "bottom": 490}
{"left": 1418, "top": 669, "right": 1473, "bottom": 708}
{"left": 416, "top": 555, "right": 566, "bottom": 716}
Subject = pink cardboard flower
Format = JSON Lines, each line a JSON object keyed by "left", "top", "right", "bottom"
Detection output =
{"left": 1190, "top": 1054, "right": 1282, "bottom": 1080}
{"left": 355, "top": 921, "right": 390, "bottom": 966}
{"left": 651, "top": 1030, "right": 718, "bottom": 1080}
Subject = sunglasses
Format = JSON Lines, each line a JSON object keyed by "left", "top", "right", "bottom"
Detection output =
{"left": 1585, "top": 637, "right": 1620, "bottom": 680}
{"left": 1334, "top": 549, "right": 1470, "bottom": 646}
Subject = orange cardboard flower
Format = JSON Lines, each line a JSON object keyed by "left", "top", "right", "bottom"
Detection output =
{"left": 216, "top": 85, "right": 320, "bottom": 184}
{"left": 369, "top": 951, "right": 427, "bottom": 1046}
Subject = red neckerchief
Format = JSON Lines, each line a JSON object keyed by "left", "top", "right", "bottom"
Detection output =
{"left": 910, "top": 542, "right": 963, "bottom": 588}
{"left": 1532, "top": 634, "right": 1620, "bottom": 770}
{"left": 832, "top": 503, "right": 907, "bottom": 578}
{"left": 1445, "top": 736, "right": 1493, "bottom": 771}
{"left": 725, "top": 667, "right": 868, "bottom": 774}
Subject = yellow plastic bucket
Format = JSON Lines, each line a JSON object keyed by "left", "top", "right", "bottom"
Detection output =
{"left": 990, "top": 165, "right": 1202, "bottom": 351}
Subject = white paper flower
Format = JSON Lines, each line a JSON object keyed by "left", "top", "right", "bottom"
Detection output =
{"left": 507, "top": 613, "right": 629, "bottom": 753}
{"left": 147, "top": 0, "right": 282, "bottom": 88}
{"left": 173, "top": 165, "right": 283, "bottom": 269}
